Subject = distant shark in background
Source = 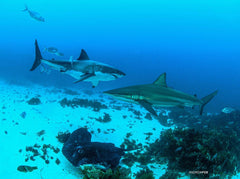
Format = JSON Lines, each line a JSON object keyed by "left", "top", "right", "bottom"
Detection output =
{"left": 30, "top": 40, "right": 125, "bottom": 87}
{"left": 22, "top": 5, "right": 45, "bottom": 22}
{"left": 104, "top": 73, "right": 218, "bottom": 125}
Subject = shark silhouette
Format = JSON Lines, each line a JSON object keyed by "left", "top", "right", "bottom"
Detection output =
{"left": 104, "top": 73, "right": 218, "bottom": 122}
{"left": 30, "top": 40, "right": 125, "bottom": 87}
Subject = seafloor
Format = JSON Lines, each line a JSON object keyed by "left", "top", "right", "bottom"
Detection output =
{"left": 0, "top": 80, "right": 239, "bottom": 179}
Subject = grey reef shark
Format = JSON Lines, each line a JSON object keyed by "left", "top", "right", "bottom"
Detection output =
{"left": 104, "top": 73, "right": 218, "bottom": 126}
{"left": 22, "top": 5, "right": 45, "bottom": 22}
{"left": 30, "top": 40, "right": 125, "bottom": 87}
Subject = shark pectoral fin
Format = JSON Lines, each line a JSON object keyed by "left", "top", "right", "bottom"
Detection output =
{"left": 60, "top": 68, "right": 67, "bottom": 72}
{"left": 74, "top": 73, "right": 95, "bottom": 84}
{"left": 156, "top": 115, "right": 172, "bottom": 127}
{"left": 200, "top": 90, "right": 218, "bottom": 115}
{"left": 138, "top": 100, "right": 158, "bottom": 116}
{"left": 177, "top": 104, "right": 185, "bottom": 109}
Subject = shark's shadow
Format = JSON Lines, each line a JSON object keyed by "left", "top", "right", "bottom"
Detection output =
{"left": 62, "top": 128, "right": 124, "bottom": 169}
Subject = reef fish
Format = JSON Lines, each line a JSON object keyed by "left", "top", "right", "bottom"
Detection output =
{"left": 22, "top": 5, "right": 45, "bottom": 22}
{"left": 43, "top": 47, "right": 64, "bottom": 56}
{"left": 222, "top": 107, "right": 235, "bottom": 114}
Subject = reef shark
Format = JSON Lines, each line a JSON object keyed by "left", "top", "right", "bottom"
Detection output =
{"left": 30, "top": 40, "right": 125, "bottom": 87}
{"left": 104, "top": 73, "right": 218, "bottom": 118}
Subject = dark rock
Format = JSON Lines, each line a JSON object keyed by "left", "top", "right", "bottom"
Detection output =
{"left": 55, "top": 158, "right": 60, "bottom": 165}
{"left": 144, "top": 113, "right": 152, "bottom": 120}
{"left": 17, "top": 165, "right": 38, "bottom": 173}
{"left": 20, "top": 112, "right": 26, "bottom": 119}
{"left": 95, "top": 113, "right": 112, "bottom": 123}
{"left": 62, "top": 128, "right": 124, "bottom": 169}
{"left": 53, "top": 147, "right": 60, "bottom": 154}
{"left": 123, "top": 115, "right": 127, "bottom": 119}
{"left": 56, "top": 131, "right": 71, "bottom": 143}
{"left": 30, "top": 156, "right": 35, "bottom": 161}
{"left": 37, "top": 130, "right": 45, "bottom": 136}
{"left": 27, "top": 98, "right": 41, "bottom": 105}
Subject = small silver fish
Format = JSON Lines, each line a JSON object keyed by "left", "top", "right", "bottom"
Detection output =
{"left": 22, "top": 5, "right": 45, "bottom": 22}
{"left": 175, "top": 146, "right": 182, "bottom": 152}
{"left": 222, "top": 107, "right": 235, "bottom": 114}
{"left": 43, "top": 47, "right": 64, "bottom": 56}
{"left": 212, "top": 153, "right": 218, "bottom": 160}
{"left": 44, "top": 47, "right": 58, "bottom": 54}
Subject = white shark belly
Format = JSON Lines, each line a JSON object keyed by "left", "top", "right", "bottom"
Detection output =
{"left": 42, "top": 60, "right": 63, "bottom": 71}
{"left": 64, "top": 70, "right": 84, "bottom": 79}
{"left": 65, "top": 71, "right": 115, "bottom": 82}
{"left": 85, "top": 72, "right": 116, "bottom": 82}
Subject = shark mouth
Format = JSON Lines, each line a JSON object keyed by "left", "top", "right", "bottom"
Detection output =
{"left": 112, "top": 74, "right": 118, "bottom": 79}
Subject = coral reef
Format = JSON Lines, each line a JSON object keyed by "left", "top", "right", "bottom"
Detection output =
{"left": 135, "top": 168, "right": 154, "bottom": 179}
{"left": 22, "top": 143, "right": 60, "bottom": 164}
{"left": 120, "top": 138, "right": 147, "bottom": 167}
{"left": 59, "top": 98, "right": 107, "bottom": 111}
{"left": 79, "top": 166, "right": 131, "bottom": 179}
{"left": 115, "top": 110, "right": 240, "bottom": 178}
{"left": 95, "top": 113, "right": 112, "bottom": 123}
{"left": 159, "top": 170, "right": 181, "bottom": 179}
{"left": 145, "top": 127, "right": 240, "bottom": 178}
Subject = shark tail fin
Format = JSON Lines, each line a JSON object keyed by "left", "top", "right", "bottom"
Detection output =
{"left": 30, "top": 39, "right": 42, "bottom": 71}
{"left": 200, "top": 90, "right": 218, "bottom": 115}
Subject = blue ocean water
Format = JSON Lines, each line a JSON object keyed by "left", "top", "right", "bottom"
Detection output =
{"left": 1, "top": 0, "right": 240, "bottom": 112}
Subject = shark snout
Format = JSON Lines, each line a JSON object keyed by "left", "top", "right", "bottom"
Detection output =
{"left": 116, "top": 70, "right": 126, "bottom": 77}
{"left": 113, "top": 70, "right": 125, "bottom": 78}
{"left": 103, "top": 89, "right": 121, "bottom": 98}
{"left": 103, "top": 89, "right": 115, "bottom": 95}
{"left": 103, "top": 88, "right": 127, "bottom": 97}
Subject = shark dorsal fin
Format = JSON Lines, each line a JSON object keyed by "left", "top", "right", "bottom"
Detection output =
{"left": 153, "top": 73, "right": 167, "bottom": 87}
{"left": 77, "top": 49, "right": 89, "bottom": 60}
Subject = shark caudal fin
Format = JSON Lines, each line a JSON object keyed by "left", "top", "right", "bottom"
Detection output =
{"left": 200, "top": 90, "right": 218, "bottom": 115}
{"left": 30, "top": 39, "right": 42, "bottom": 71}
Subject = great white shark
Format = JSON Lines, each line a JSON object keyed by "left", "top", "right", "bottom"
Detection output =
{"left": 104, "top": 73, "right": 218, "bottom": 124}
{"left": 30, "top": 40, "right": 125, "bottom": 87}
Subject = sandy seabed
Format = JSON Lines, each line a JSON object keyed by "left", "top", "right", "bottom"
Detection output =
{"left": 0, "top": 81, "right": 168, "bottom": 179}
